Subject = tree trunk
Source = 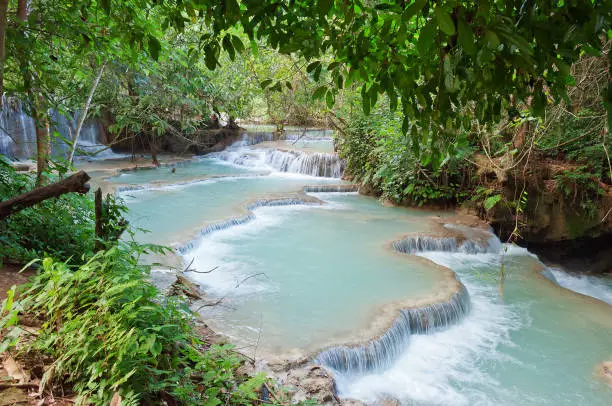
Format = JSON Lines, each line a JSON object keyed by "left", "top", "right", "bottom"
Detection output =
{"left": 68, "top": 61, "right": 106, "bottom": 165}
{"left": 0, "top": 0, "right": 9, "bottom": 107}
{"left": 31, "top": 95, "right": 50, "bottom": 186}
{"left": 0, "top": 170, "right": 90, "bottom": 219}
{"left": 17, "top": 0, "right": 49, "bottom": 186}
{"left": 150, "top": 137, "right": 159, "bottom": 166}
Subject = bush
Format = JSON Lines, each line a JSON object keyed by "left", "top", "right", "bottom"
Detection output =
{"left": 337, "top": 107, "right": 474, "bottom": 206}
{"left": 1, "top": 243, "right": 266, "bottom": 405}
{"left": 0, "top": 157, "right": 96, "bottom": 264}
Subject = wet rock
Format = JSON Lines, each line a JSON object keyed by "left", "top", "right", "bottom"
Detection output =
{"left": 340, "top": 399, "right": 365, "bottom": 406}
{"left": 285, "top": 365, "right": 338, "bottom": 404}
{"left": 377, "top": 398, "right": 400, "bottom": 406}
{"left": 169, "top": 274, "right": 202, "bottom": 300}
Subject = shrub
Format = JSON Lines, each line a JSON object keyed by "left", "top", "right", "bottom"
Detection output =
{"left": 1, "top": 242, "right": 266, "bottom": 405}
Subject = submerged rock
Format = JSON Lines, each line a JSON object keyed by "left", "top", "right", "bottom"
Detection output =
{"left": 597, "top": 360, "right": 612, "bottom": 385}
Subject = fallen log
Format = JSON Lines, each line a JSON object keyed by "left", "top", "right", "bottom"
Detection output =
{"left": 0, "top": 170, "right": 90, "bottom": 219}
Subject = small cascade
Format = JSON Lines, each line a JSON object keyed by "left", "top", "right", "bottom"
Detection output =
{"left": 265, "top": 150, "right": 345, "bottom": 178}
{"left": 315, "top": 285, "right": 471, "bottom": 375}
{"left": 177, "top": 198, "right": 315, "bottom": 254}
{"left": 392, "top": 233, "right": 497, "bottom": 255}
{"left": 303, "top": 184, "right": 359, "bottom": 193}
{"left": 314, "top": 227, "right": 502, "bottom": 375}
{"left": 213, "top": 142, "right": 346, "bottom": 178}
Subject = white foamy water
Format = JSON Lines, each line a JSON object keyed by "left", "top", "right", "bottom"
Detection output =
{"left": 547, "top": 268, "right": 612, "bottom": 305}
{"left": 337, "top": 248, "right": 527, "bottom": 405}
{"left": 211, "top": 139, "right": 345, "bottom": 178}
{"left": 184, "top": 205, "right": 309, "bottom": 296}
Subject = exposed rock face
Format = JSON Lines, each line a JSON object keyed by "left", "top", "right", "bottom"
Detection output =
{"left": 168, "top": 274, "right": 203, "bottom": 300}
{"left": 490, "top": 182, "right": 612, "bottom": 273}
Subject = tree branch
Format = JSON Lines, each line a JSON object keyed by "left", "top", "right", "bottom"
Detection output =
{"left": 0, "top": 171, "right": 90, "bottom": 219}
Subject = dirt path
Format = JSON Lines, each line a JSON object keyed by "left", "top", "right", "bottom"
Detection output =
{"left": 0, "top": 264, "right": 34, "bottom": 300}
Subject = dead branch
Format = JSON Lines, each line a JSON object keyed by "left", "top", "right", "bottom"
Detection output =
{"left": 0, "top": 170, "right": 90, "bottom": 219}
{"left": 187, "top": 266, "right": 219, "bottom": 274}
{"left": 235, "top": 272, "right": 268, "bottom": 288}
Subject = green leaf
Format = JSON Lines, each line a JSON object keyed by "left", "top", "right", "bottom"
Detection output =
{"left": 313, "top": 64, "right": 323, "bottom": 81}
{"left": 285, "top": 81, "right": 293, "bottom": 90}
{"left": 222, "top": 35, "right": 235, "bottom": 61}
{"left": 457, "top": 19, "right": 476, "bottom": 56}
{"left": 260, "top": 79, "right": 273, "bottom": 90}
{"left": 148, "top": 36, "right": 161, "bottom": 60}
{"left": 204, "top": 44, "right": 218, "bottom": 70}
{"left": 318, "top": 0, "right": 333, "bottom": 16}
{"left": 312, "top": 86, "right": 327, "bottom": 100}
{"left": 483, "top": 194, "right": 502, "bottom": 211}
{"left": 306, "top": 61, "right": 321, "bottom": 73}
{"left": 435, "top": 8, "right": 455, "bottom": 36}
{"left": 232, "top": 35, "right": 245, "bottom": 53}
{"left": 325, "top": 91, "right": 334, "bottom": 109}
{"left": 417, "top": 20, "right": 437, "bottom": 56}
{"left": 484, "top": 30, "right": 500, "bottom": 49}
{"left": 100, "top": 0, "right": 111, "bottom": 16}
{"left": 403, "top": 0, "right": 427, "bottom": 21}
{"left": 402, "top": 116, "right": 409, "bottom": 134}
{"left": 225, "top": 0, "right": 240, "bottom": 19}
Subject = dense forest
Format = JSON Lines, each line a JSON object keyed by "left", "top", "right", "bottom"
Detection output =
{"left": 0, "top": 1, "right": 611, "bottom": 405}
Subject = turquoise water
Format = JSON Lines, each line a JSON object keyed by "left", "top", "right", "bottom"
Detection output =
{"left": 108, "top": 158, "right": 255, "bottom": 184}
{"left": 115, "top": 144, "right": 612, "bottom": 405}
{"left": 184, "top": 193, "right": 446, "bottom": 352}
{"left": 121, "top": 174, "right": 344, "bottom": 245}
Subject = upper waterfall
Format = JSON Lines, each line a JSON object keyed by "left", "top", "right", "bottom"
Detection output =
{"left": 0, "top": 96, "right": 109, "bottom": 160}
{"left": 212, "top": 134, "right": 346, "bottom": 178}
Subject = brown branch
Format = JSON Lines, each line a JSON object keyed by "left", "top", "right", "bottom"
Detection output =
{"left": 0, "top": 171, "right": 90, "bottom": 219}
{"left": 187, "top": 266, "right": 219, "bottom": 274}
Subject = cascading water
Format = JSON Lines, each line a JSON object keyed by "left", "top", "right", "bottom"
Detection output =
{"left": 545, "top": 267, "right": 612, "bottom": 305}
{"left": 315, "top": 285, "right": 470, "bottom": 375}
{"left": 265, "top": 149, "right": 345, "bottom": 177}
{"left": 212, "top": 137, "right": 346, "bottom": 178}
{"left": 0, "top": 96, "right": 111, "bottom": 160}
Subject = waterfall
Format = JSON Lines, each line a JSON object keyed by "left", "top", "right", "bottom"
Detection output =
{"left": 314, "top": 228, "right": 503, "bottom": 375}
{"left": 213, "top": 144, "right": 346, "bottom": 178}
{"left": 303, "top": 185, "right": 359, "bottom": 193}
{"left": 314, "top": 285, "right": 471, "bottom": 375}
{"left": 0, "top": 96, "right": 108, "bottom": 160}
{"left": 177, "top": 198, "right": 317, "bottom": 254}
{"left": 265, "top": 150, "right": 345, "bottom": 178}
{"left": 392, "top": 233, "right": 499, "bottom": 255}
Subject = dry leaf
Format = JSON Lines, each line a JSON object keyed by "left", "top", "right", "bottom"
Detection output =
{"left": 109, "top": 392, "right": 122, "bottom": 406}
{"left": 2, "top": 355, "right": 30, "bottom": 384}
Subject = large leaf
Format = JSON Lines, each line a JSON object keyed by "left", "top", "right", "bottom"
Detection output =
{"left": 417, "top": 19, "right": 437, "bottom": 56}
{"left": 484, "top": 194, "right": 502, "bottom": 211}
{"left": 403, "top": 0, "right": 427, "bottom": 21}
{"left": 435, "top": 8, "right": 455, "bottom": 36}
{"left": 457, "top": 19, "right": 476, "bottom": 55}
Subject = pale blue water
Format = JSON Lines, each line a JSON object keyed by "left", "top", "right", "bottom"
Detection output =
{"left": 108, "top": 158, "right": 255, "bottom": 184}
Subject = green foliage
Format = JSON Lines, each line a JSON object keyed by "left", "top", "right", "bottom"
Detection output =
{"left": 337, "top": 105, "right": 473, "bottom": 206}
{"left": 0, "top": 157, "right": 95, "bottom": 264}
{"left": 2, "top": 244, "right": 265, "bottom": 405}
